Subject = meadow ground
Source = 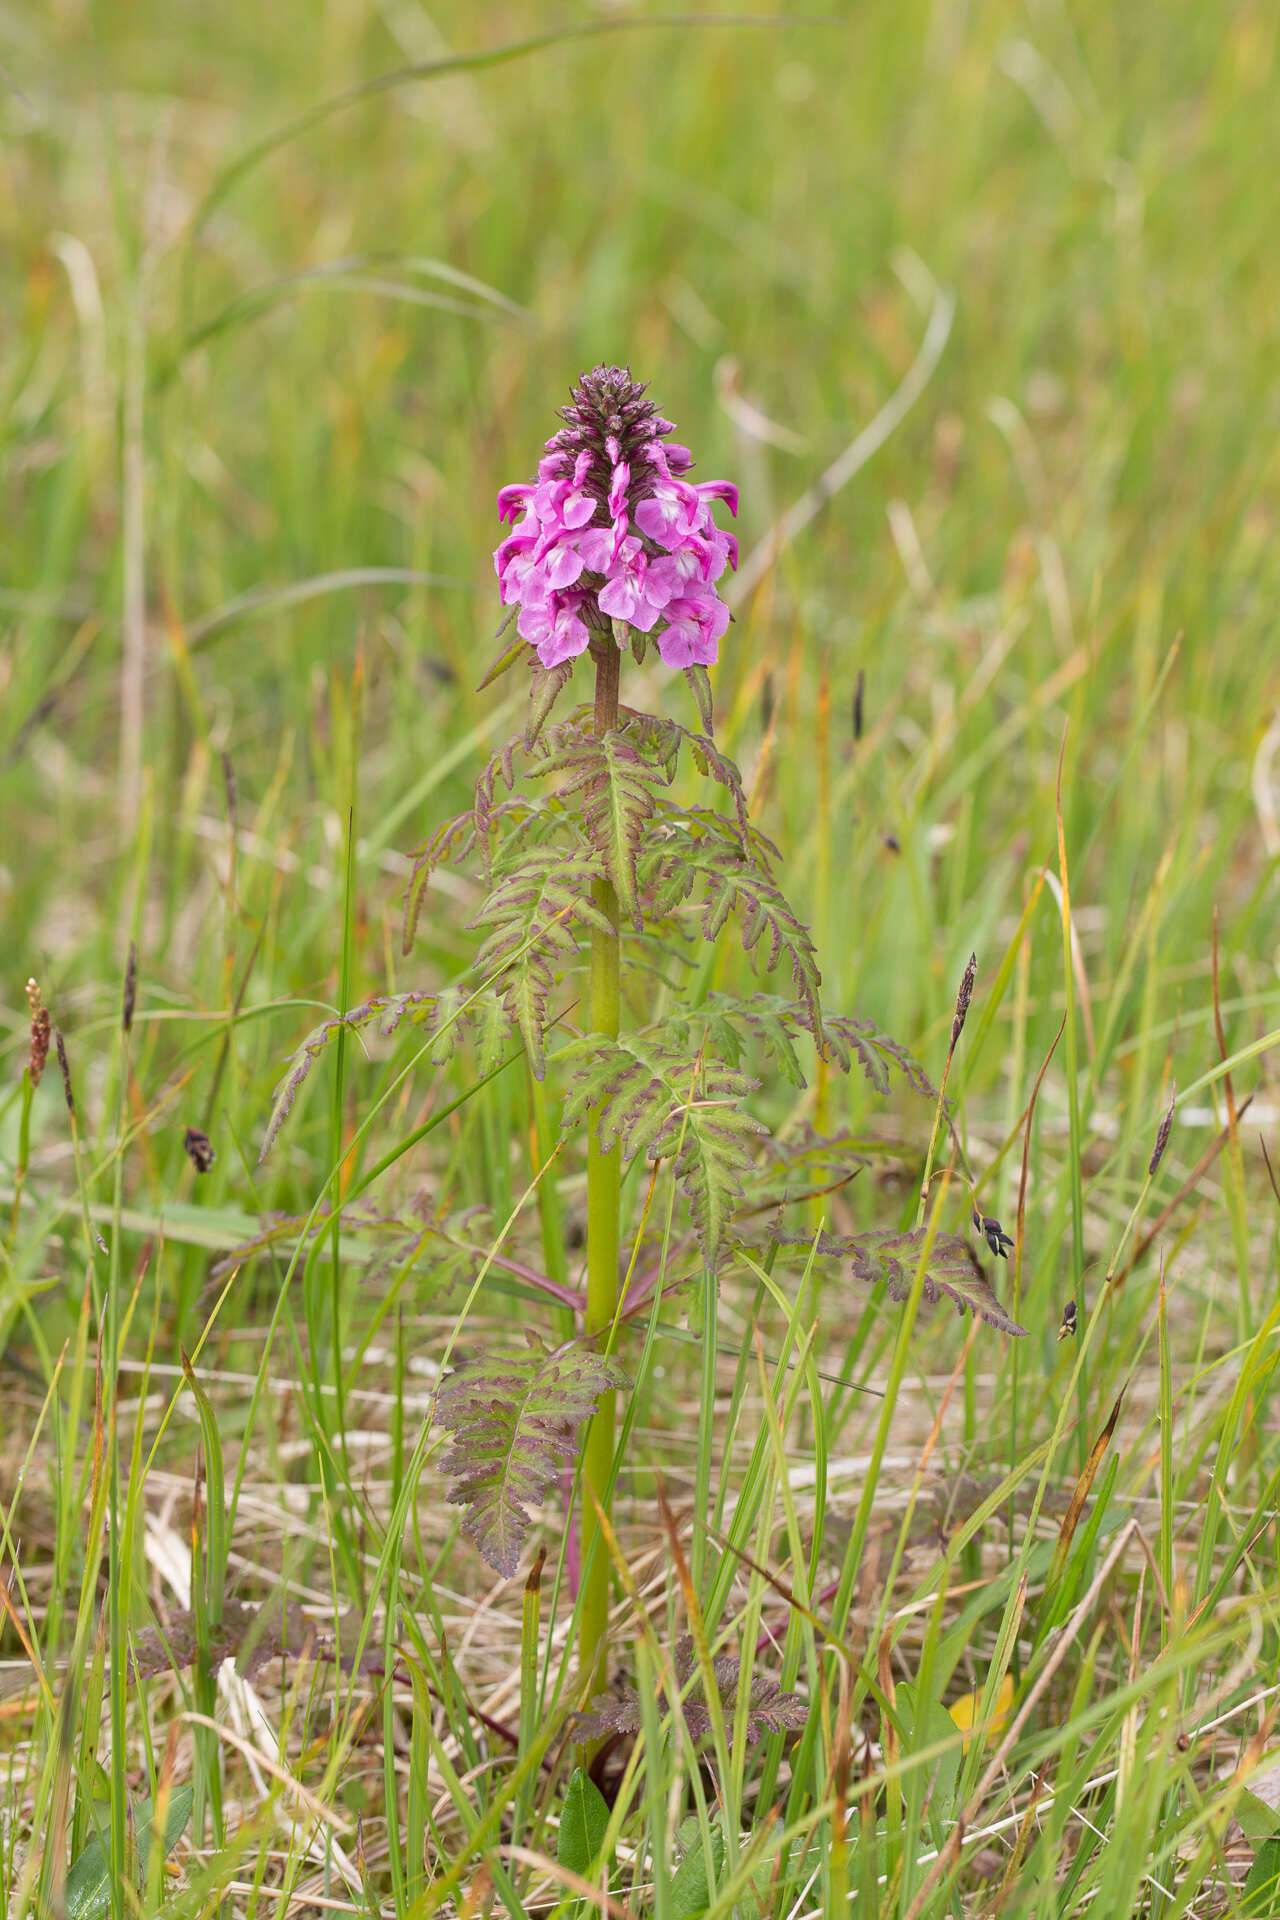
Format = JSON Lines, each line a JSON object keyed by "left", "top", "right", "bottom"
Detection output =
{"left": 2, "top": 3, "right": 1280, "bottom": 1914}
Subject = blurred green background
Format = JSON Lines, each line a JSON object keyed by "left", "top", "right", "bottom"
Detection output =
{"left": 3, "top": 0, "right": 1278, "bottom": 1327}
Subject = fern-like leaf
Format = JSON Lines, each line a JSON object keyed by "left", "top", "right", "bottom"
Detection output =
{"left": 402, "top": 808, "right": 484, "bottom": 954}
{"left": 555, "top": 1034, "right": 765, "bottom": 1265}
{"left": 259, "top": 989, "right": 436, "bottom": 1159}
{"left": 472, "top": 732, "right": 529, "bottom": 832}
{"left": 661, "top": 993, "right": 808, "bottom": 1087}
{"left": 401, "top": 810, "right": 479, "bottom": 960}
{"left": 649, "top": 825, "right": 821, "bottom": 1035}
{"left": 776, "top": 1227, "right": 1026, "bottom": 1336}
{"left": 683, "top": 663, "right": 715, "bottom": 734}
{"left": 211, "top": 1195, "right": 492, "bottom": 1298}
{"left": 525, "top": 659, "right": 575, "bottom": 748}
{"left": 436, "top": 1338, "right": 629, "bottom": 1576}
{"left": 661, "top": 992, "right": 935, "bottom": 1102}
{"left": 540, "top": 727, "right": 670, "bottom": 932}
{"left": 816, "top": 1013, "right": 938, "bottom": 1097}
{"left": 578, "top": 1635, "right": 806, "bottom": 1746}
{"left": 623, "top": 712, "right": 750, "bottom": 839}
{"left": 469, "top": 848, "right": 607, "bottom": 1077}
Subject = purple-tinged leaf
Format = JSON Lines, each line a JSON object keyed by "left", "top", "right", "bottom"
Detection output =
{"left": 437, "top": 1339, "right": 629, "bottom": 1577}
{"left": 774, "top": 1226, "right": 1026, "bottom": 1336}
{"left": 578, "top": 1635, "right": 806, "bottom": 1746}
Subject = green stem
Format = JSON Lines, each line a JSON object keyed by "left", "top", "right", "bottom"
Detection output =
{"left": 530, "top": 1068, "right": 575, "bottom": 1344}
{"left": 580, "top": 635, "right": 621, "bottom": 1697}
{"left": 108, "top": 1033, "right": 130, "bottom": 1914}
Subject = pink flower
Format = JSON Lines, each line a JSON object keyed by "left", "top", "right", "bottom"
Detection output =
{"left": 493, "top": 366, "right": 738, "bottom": 672}
{"left": 655, "top": 589, "right": 732, "bottom": 667}
{"left": 597, "top": 537, "right": 676, "bottom": 632}
{"left": 516, "top": 589, "right": 592, "bottom": 668}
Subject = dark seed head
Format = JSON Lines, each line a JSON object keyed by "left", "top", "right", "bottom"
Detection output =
{"left": 26, "top": 979, "right": 51, "bottom": 1088}
{"left": 55, "top": 1029, "right": 74, "bottom": 1117}
{"left": 972, "top": 1206, "right": 1014, "bottom": 1259}
{"left": 1148, "top": 1088, "right": 1175, "bottom": 1177}
{"left": 122, "top": 942, "right": 138, "bottom": 1035}
{"left": 852, "top": 669, "right": 865, "bottom": 742}
{"left": 950, "top": 952, "right": 978, "bottom": 1052}
{"left": 184, "top": 1127, "right": 215, "bottom": 1174}
{"left": 1057, "top": 1299, "right": 1078, "bottom": 1341}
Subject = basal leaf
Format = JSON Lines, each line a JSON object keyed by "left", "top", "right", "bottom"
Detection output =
{"left": 578, "top": 1636, "right": 806, "bottom": 1748}
{"left": 557, "top": 1767, "right": 610, "bottom": 1880}
{"left": 668, "top": 1818, "right": 725, "bottom": 1918}
{"left": 64, "top": 1786, "right": 193, "bottom": 1920}
{"left": 1243, "top": 1836, "right": 1280, "bottom": 1916}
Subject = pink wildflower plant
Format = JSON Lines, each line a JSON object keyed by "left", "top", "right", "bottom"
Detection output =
{"left": 494, "top": 366, "right": 738, "bottom": 671}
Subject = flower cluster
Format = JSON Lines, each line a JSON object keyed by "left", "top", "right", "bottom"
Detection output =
{"left": 494, "top": 366, "right": 738, "bottom": 671}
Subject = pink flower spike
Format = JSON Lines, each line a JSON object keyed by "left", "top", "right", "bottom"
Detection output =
{"left": 500, "top": 552, "right": 548, "bottom": 610}
{"left": 646, "top": 550, "right": 703, "bottom": 598}
{"left": 491, "top": 365, "right": 738, "bottom": 676}
{"left": 634, "top": 486, "right": 698, "bottom": 550}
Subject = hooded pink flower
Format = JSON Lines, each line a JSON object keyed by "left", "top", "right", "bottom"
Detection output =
{"left": 493, "top": 366, "right": 737, "bottom": 671}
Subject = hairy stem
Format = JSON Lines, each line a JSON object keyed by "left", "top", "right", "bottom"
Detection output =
{"left": 580, "top": 634, "right": 622, "bottom": 1697}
